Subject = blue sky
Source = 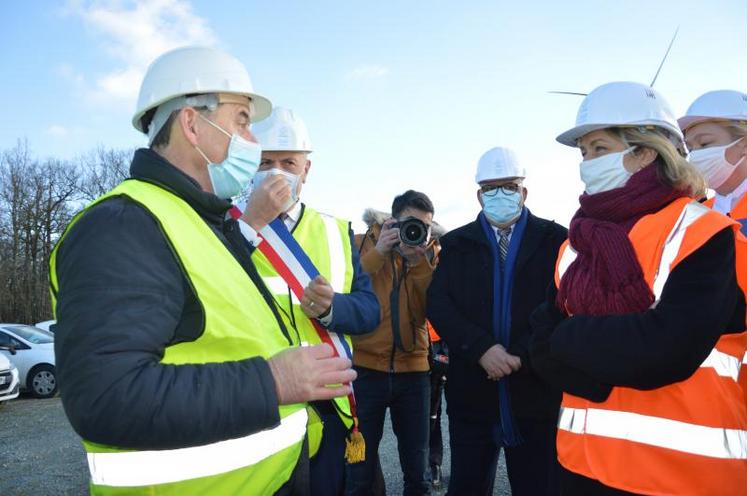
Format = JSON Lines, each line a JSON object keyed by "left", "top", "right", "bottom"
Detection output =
{"left": 2, "top": 1, "right": 746, "bottom": 231}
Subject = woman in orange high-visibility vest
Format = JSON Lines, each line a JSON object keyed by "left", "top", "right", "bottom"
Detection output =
{"left": 679, "top": 92, "right": 747, "bottom": 399}
{"left": 529, "top": 81, "right": 747, "bottom": 495}
{"left": 679, "top": 90, "right": 747, "bottom": 220}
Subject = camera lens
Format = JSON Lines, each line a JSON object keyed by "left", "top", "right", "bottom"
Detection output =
{"left": 398, "top": 218, "right": 427, "bottom": 246}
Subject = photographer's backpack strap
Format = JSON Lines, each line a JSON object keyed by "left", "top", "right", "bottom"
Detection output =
{"left": 389, "top": 257, "right": 417, "bottom": 353}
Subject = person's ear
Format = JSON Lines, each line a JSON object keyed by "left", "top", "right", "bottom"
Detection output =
{"left": 178, "top": 108, "right": 202, "bottom": 147}
{"left": 736, "top": 138, "right": 747, "bottom": 157}
{"left": 634, "top": 146, "right": 658, "bottom": 169}
{"left": 302, "top": 159, "right": 311, "bottom": 184}
{"left": 476, "top": 189, "right": 484, "bottom": 208}
{"left": 521, "top": 186, "right": 528, "bottom": 203}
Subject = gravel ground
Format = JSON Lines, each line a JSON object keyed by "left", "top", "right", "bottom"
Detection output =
{"left": 0, "top": 396, "right": 87, "bottom": 495}
{"left": 0, "top": 396, "right": 510, "bottom": 495}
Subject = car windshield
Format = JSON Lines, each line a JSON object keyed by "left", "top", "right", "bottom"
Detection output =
{"left": 3, "top": 325, "right": 54, "bottom": 344}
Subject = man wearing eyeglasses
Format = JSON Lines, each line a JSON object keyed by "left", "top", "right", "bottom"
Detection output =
{"left": 426, "top": 147, "right": 567, "bottom": 495}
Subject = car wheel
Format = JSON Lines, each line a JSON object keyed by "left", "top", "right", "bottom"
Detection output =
{"left": 28, "top": 364, "right": 57, "bottom": 398}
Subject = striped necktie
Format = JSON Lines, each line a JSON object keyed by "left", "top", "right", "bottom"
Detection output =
{"left": 498, "top": 228, "right": 511, "bottom": 263}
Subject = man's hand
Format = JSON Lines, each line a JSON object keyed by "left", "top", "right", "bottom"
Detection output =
{"left": 478, "top": 344, "right": 521, "bottom": 380}
{"left": 399, "top": 243, "right": 427, "bottom": 266}
{"left": 240, "top": 175, "right": 291, "bottom": 231}
{"left": 375, "top": 219, "right": 400, "bottom": 255}
{"left": 267, "top": 344, "right": 356, "bottom": 404}
{"left": 302, "top": 275, "right": 334, "bottom": 318}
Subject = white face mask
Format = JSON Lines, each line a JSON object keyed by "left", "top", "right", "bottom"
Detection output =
{"left": 688, "top": 138, "right": 746, "bottom": 190}
{"left": 579, "top": 147, "right": 635, "bottom": 195}
{"left": 251, "top": 168, "right": 300, "bottom": 212}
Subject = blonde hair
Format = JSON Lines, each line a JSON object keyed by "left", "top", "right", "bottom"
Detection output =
{"left": 723, "top": 122, "right": 747, "bottom": 141}
{"left": 609, "top": 127, "right": 706, "bottom": 197}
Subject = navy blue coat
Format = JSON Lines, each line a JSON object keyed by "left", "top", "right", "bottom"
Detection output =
{"left": 427, "top": 210, "right": 567, "bottom": 422}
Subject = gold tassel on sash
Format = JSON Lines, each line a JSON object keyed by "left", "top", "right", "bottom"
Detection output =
{"left": 344, "top": 418, "right": 366, "bottom": 463}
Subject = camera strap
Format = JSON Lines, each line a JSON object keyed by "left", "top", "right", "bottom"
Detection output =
{"left": 389, "top": 255, "right": 416, "bottom": 353}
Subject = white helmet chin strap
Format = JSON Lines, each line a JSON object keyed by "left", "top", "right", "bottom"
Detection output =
{"left": 148, "top": 94, "right": 220, "bottom": 145}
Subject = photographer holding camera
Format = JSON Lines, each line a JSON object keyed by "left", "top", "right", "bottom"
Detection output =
{"left": 347, "top": 190, "right": 441, "bottom": 496}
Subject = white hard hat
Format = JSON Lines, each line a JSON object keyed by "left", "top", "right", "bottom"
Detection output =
{"left": 475, "top": 147, "right": 525, "bottom": 183}
{"left": 677, "top": 90, "right": 747, "bottom": 132}
{"left": 253, "top": 107, "right": 313, "bottom": 153}
{"left": 132, "top": 46, "right": 272, "bottom": 134}
{"left": 556, "top": 81, "right": 683, "bottom": 148}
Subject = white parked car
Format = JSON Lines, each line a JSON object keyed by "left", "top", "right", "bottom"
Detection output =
{"left": 0, "top": 324, "right": 56, "bottom": 398}
{"left": 35, "top": 320, "right": 57, "bottom": 333}
{"left": 0, "top": 352, "right": 20, "bottom": 403}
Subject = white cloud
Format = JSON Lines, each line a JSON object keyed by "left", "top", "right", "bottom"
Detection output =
{"left": 67, "top": 0, "right": 217, "bottom": 102}
{"left": 345, "top": 64, "right": 390, "bottom": 81}
{"left": 47, "top": 125, "right": 69, "bottom": 137}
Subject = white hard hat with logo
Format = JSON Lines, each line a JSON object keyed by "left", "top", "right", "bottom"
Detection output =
{"left": 556, "top": 81, "right": 683, "bottom": 148}
{"left": 475, "top": 147, "right": 525, "bottom": 183}
{"left": 677, "top": 90, "right": 747, "bottom": 132}
{"left": 253, "top": 107, "right": 313, "bottom": 153}
{"left": 132, "top": 46, "right": 272, "bottom": 134}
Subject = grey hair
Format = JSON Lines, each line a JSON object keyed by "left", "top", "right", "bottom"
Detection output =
{"left": 148, "top": 94, "right": 221, "bottom": 147}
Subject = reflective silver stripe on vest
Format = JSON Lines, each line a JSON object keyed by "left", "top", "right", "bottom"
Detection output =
{"left": 701, "top": 348, "right": 742, "bottom": 382}
{"left": 320, "top": 214, "right": 346, "bottom": 292}
{"left": 652, "top": 201, "right": 709, "bottom": 302}
{"left": 264, "top": 275, "right": 300, "bottom": 304}
{"left": 87, "top": 408, "right": 308, "bottom": 487}
{"left": 558, "top": 407, "right": 747, "bottom": 460}
{"left": 556, "top": 243, "right": 577, "bottom": 281}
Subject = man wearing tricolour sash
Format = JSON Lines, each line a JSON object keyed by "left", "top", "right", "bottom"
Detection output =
{"left": 235, "top": 107, "right": 380, "bottom": 496}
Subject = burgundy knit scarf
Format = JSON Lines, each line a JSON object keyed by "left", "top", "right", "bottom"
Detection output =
{"left": 556, "top": 164, "right": 687, "bottom": 316}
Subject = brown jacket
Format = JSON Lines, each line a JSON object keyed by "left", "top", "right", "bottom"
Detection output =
{"left": 352, "top": 209, "right": 442, "bottom": 373}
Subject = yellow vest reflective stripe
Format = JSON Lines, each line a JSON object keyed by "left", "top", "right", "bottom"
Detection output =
{"left": 87, "top": 408, "right": 308, "bottom": 487}
{"left": 253, "top": 206, "right": 355, "bottom": 427}
{"left": 50, "top": 179, "right": 306, "bottom": 495}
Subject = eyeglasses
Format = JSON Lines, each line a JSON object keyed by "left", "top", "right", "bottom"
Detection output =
{"left": 480, "top": 183, "right": 521, "bottom": 197}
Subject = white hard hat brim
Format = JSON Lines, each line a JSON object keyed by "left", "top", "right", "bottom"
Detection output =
{"left": 677, "top": 114, "right": 746, "bottom": 133}
{"left": 132, "top": 90, "right": 273, "bottom": 133}
{"left": 556, "top": 124, "right": 611, "bottom": 147}
{"left": 556, "top": 121, "right": 683, "bottom": 147}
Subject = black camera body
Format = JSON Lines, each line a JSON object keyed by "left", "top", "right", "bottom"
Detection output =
{"left": 392, "top": 218, "right": 429, "bottom": 246}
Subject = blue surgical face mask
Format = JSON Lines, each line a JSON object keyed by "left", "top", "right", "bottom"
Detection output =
{"left": 481, "top": 189, "right": 523, "bottom": 225}
{"left": 195, "top": 115, "right": 262, "bottom": 199}
{"left": 251, "top": 168, "right": 300, "bottom": 212}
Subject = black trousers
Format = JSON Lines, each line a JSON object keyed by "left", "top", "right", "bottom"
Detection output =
{"left": 560, "top": 467, "right": 642, "bottom": 495}
{"left": 346, "top": 367, "right": 431, "bottom": 496}
{"left": 428, "top": 371, "right": 446, "bottom": 468}
{"left": 446, "top": 416, "right": 560, "bottom": 496}
{"left": 311, "top": 401, "right": 348, "bottom": 496}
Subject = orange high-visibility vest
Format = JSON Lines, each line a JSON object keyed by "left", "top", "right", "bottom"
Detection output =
{"left": 427, "top": 321, "right": 441, "bottom": 343}
{"left": 555, "top": 197, "right": 747, "bottom": 495}
{"left": 704, "top": 195, "right": 747, "bottom": 403}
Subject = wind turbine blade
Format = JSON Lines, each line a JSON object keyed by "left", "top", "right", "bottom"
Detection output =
{"left": 650, "top": 26, "right": 680, "bottom": 87}
{"left": 547, "top": 91, "right": 588, "bottom": 96}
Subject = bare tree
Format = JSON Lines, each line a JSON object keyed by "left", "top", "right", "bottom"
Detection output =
{"left": 0, "top": 141, "right": 84, "bottom": 323}
{"left": 77, "top": 146, "right": 132, "bottom": 202}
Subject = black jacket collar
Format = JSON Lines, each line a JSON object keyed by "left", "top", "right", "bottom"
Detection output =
{"left": 452, "top": 209, "right": 551, "bottom": 274}
{"left": 129, "top": 148, "right": 231, "bottom": 226}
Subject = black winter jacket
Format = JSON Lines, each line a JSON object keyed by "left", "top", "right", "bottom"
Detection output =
{"left": 426, "top": 210, "right": 568, "bottom": 422}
